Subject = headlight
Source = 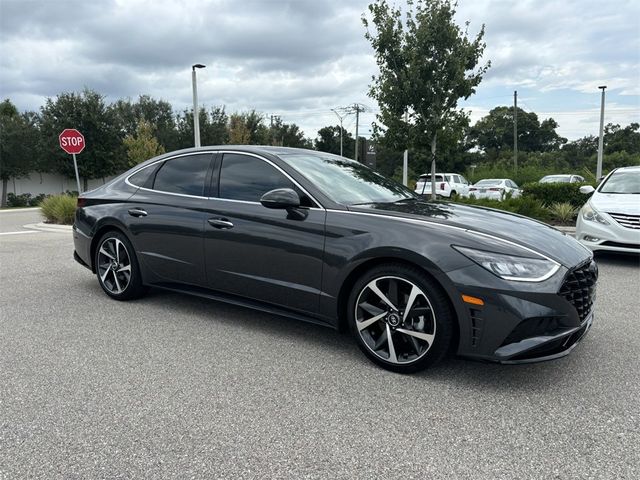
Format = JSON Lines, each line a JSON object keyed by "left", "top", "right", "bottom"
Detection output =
{"left": 581, "top": 203, "right": 609, "bottom": 224}
{"left": 453, "top": 246, "right": 560, "bottom": 282}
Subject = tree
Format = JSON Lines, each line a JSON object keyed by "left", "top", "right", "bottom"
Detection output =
{"left": 227, "top": 113, "right": 252, "bottom": 144}
{"left": 112, "top": 95, "right": 179, "bottom": 151}
{"left": 469, "top": 106, "right": 566, "bottom": 156}
{"left": 123, "top": 119, "right": 165, "bottom": 167}
{"left": 269, "top": 117, "right": 311, "bottom": 148}
{"left": 176, "top": 106, "right": 230, "bottom": 148}
{"left": 363, "top": 0, "right": 489, "bottom": 198}
{"left": 315, "top": 125, "right": 355, "bottom": 157}
{"left": 39, "top": 89, "right": 126, "bottom": 188}
{"left": 0, "top": 100, "right": 39, "bottom": 207}
{"left": 604, "top": 122, "right": 640, "bottom": 155}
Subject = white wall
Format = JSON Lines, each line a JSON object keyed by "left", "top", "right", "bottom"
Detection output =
{"left": 1, "top": 172, "right": 117, "bottom": 198}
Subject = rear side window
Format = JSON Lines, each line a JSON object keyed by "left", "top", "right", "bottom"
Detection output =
{"left": 128, "top": 166, "right": 154, "bottom": 188}
{"left": 153, "top": 154, "right": 211, "bottom": 196}
{"left": 219, "top": 153, "right": 295, "bottom": 202}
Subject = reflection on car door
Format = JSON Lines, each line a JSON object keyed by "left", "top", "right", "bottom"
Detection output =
{"left": 203, "top": 153, "right": 326, "bottom": 315}
{"left": 127, "top": 153, "right": 213, "bottom": 286}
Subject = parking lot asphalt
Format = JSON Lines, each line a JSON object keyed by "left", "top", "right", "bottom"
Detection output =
{"left": 1, "top": 210, "right": 639, "bottom": 479}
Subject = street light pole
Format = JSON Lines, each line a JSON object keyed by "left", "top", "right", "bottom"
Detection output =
{"left": 596, "top": 85, "right": 607, "bottom": 180}
{"left": 192, "top": 64, "right": 206, "bottom": 147}
{"left": 331, "top": 108, "right": 347, "bottom": 157}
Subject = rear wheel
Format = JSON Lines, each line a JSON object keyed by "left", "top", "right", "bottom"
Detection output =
{"left": 348, "top": 264, "right": 454, "bottom": 373}
{"left": 95, "top": 231, "right": 146, "bottom": 300}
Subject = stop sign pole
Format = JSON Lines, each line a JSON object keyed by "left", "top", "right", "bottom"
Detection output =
{"left": 58, "top": 129, "right": 85, "bottom": 193}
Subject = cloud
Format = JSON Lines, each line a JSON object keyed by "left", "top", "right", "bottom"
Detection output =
{"left": 1, "top": 0, "right": 638, "bottom": 141}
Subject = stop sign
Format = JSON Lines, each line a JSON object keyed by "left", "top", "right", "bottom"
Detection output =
{"left": 59, "top": 129, "right": 85, "bottom": 154}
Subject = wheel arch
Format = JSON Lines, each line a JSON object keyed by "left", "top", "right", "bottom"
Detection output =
{"left": 335, "top": 252, "right": 461, "bottom": 351}
{"left": 89, "top": 221, "right": 131, "bottom": 273}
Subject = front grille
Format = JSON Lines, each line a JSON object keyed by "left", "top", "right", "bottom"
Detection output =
{"left": 558, "top": 260, "right": 598, "bottom": 322}
{"left": 608, "top": 212, "right": 640, "bottom": 229}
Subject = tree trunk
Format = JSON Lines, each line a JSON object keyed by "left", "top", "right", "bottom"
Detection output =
{"left": 1, "top": 178, "right": 7, "bottom": 208}
{"left": 430, "top": 132, "right": 437, "bottom": 200}
{"left": 83, "top": 177, "right": 88, "bottom": 193}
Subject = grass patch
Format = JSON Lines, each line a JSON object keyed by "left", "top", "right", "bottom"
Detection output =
{"left": 40, "top": 194, "right": 77, "bottom": 225}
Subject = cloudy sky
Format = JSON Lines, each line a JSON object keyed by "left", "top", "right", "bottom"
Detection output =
{"left": 1, "top": 0, "right": 638, "bottom": 141}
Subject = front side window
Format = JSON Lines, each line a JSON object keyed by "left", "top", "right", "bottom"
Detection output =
{"left": 153, "top": 154, "right": 211, "bottom": 196}
{"left": 219, "top": 153, "right": 296, "bottom": 202}
{"left": 280, "top": 152, "right": 415, "bottom": 205}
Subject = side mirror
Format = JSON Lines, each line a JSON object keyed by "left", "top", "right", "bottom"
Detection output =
{"left": 260, "top": 188, "right": 300, "bottom": 209}
{"left": 579, "top": 185, "right": 595, "bottom": 195}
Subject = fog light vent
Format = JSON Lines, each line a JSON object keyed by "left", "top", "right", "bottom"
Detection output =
{"left": 583, "top": 235, "right": 600, "bottom": 242}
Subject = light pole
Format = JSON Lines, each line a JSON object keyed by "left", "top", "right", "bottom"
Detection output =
{"left": 192, "top": 63, "right": 206, "bottom": 147}
{"left": 596, "top": 85, "right": 607, "bottom": 180}
{"left": 331, "top": 108, "right": 348, "bottom": 157}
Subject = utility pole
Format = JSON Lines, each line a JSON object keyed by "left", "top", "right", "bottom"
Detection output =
{"left": 513, "top": 90, "right": 518, "bottom": 173}
{"left": 403, "top": 111, "right": 409, "bottom": 186}
{"left": 597, "top": 85, "right": 607, "bottom": 180}
{"left": 331, "top": 108, "right": 348, "bottom": 157}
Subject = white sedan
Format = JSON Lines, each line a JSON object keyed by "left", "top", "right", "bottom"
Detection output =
{"left": 576, "top": 166, "right": 640, "bottom": 254}
{"left": 468, "top": 179, "right": 521, "bottom": 200}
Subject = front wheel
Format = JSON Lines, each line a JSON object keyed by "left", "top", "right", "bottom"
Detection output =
{"left": 95, "top": 231, "right": 146, "bottom": 301}
{"left": 348, "top": 264, "right": 454, "bottom": 373}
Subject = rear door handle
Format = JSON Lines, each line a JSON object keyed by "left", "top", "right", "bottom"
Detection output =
{"left": 208, "top": 218, "right": 234, "bottom": 229}
{"left": 128, "top": 208, "right": 148, "bottom": 217}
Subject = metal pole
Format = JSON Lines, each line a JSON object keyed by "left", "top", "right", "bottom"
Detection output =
{"left": 403, "top": 111, "right": 408, "bottom": 186}
{"left": 192, "top": 68, "right": 201, "bottom": 147}
{"left": 72, "top": 153, "right": 81, "bottom": 194}
{"left": 354, "top": 107, "right": 359, "bottom": 162}
{"left": 597, "top": 86, "right": 607, "bottom": 180}
{"left": 513, "top": 90, "right": 518, "bottom": 173}
{"left": 339, "top": 120, "right": 343, "bottom": 157}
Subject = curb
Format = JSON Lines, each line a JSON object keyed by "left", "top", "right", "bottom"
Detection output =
{"left": 0, "top": 207, "right": 41, "bottom": 213}
{"left": 23, "top": 222, "right": 72, "bottom": 233}
{"left": 554, "top": 226, "right": 576, "bottom": 234}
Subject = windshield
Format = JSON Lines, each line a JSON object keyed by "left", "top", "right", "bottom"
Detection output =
{"left": 475, "top": 180, "right": 502, "bottom": 186}
{"left": 598, "top": 170, "right": 640, "bottom": 194}
{"left": 540, "top": 175, "right": 570, "bottom": 183}
{"left": 280, "top": 153, "right": 416, "bottom": 205}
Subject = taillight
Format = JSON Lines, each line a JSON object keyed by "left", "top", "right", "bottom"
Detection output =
{"left": 488, "top": 188, "right": 503, "bottom": 192}
{"left": 469, "top": 187, "right": 477, "bottom": 191}
{"left": 440, "top": 182, "right": 445, "bottom": 190}
{"left": 76, "top": 197, "right": 86, "bottom": 208}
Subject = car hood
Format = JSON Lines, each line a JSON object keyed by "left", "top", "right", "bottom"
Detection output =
{"left": 591, "top": 193, "right": 640, "bottom": 215}
{"left": 350, "top": 200, "right": 591, "bottom": 268}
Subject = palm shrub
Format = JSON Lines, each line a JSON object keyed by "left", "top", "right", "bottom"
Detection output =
{"left": 40, "top": 194, "right": 77, "bottom": 225}
{"left": 549, "top": 202, "right": 578, "bottom": 223}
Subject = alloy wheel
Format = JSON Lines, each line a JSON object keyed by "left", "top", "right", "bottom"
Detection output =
{"left": 354, "top": 276, "right": 436, "bottom": 364}
{"left": 97, "top": 237, "right": 132, "bottom": 295}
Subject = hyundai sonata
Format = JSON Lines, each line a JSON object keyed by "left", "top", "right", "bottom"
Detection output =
{"left": 73, "top": 147, "right": 596, "bottom": 373}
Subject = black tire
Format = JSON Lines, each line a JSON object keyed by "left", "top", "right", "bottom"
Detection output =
{"left": 450, "top": 190, "right": 457, "bottom": 197}
{"left": 94, "top": 230, "right": 147, "bottom": 301}
{"left": 348, "top": 263, "right": 454, "bottom": 373}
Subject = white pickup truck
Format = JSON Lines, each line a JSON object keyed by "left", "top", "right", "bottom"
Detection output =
{"left": 414, "top": 173, "right": 470, "bottom": 198}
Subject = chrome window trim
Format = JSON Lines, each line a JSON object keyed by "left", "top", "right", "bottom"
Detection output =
{"left": 216, "top": 150, "right": 324, "bottom": 210}
{"left": 124, "top": 150, "right": 325, "bottom": 209}
{"left": 124, "top": 151, "right": 213, "bottom": 199}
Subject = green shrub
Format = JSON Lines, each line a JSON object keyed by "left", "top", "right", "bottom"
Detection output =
{"left": 450, "top": 195, "right": 551, "bottom": 222}
{"left": 522, "top": 182, "right": 593, "bottom": 208}
{"left": 7, "top": 193, "right": 32, "bottom": 207}
{"left": 40, "top": 194, "right": 77, "bottom": 225}
{"left": 549, "top": 202, "right": 578, "bottom": 223}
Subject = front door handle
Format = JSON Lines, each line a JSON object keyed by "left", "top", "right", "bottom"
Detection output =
{"left": 128, "top": 208, "right": 148, "bottom": 217}
{"left": 208, "top": 218, "right": 234, "bottom": 229}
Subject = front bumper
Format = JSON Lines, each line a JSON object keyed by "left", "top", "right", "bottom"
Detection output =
{"left": 497, "top": 312, "right": 593, "bottom": 364}
{"left": 446, "top": 258, "right": 597, "bottom": 364}
{"left": 576, "top": 215, "right": 640, "bottom": 253}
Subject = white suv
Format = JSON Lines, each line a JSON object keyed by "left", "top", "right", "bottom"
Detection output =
{"left": 415, "top": 173, "right": 470, "bottom": 198}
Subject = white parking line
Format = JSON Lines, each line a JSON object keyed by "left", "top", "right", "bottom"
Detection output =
{"left": 0, "top": 230, "right": 40, "bottom": 236}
